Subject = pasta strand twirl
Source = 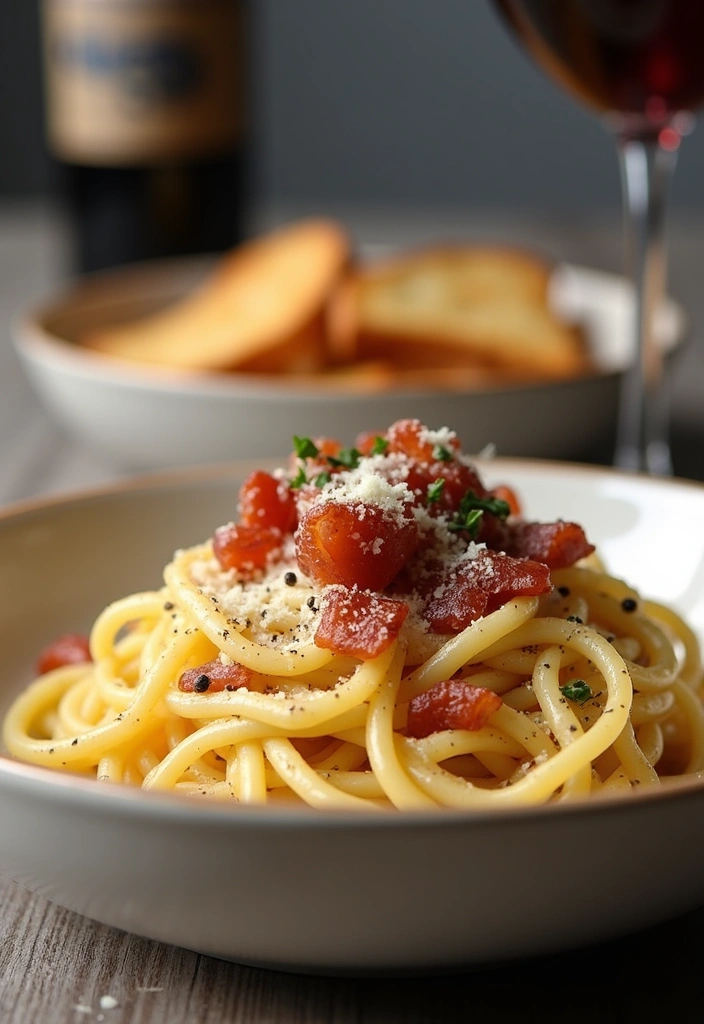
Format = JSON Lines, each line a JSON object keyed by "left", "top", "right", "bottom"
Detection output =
{"left": 4, "top": 418, "right": 704, "bottom": 811}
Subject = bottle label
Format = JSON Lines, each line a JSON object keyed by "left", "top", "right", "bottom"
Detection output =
{"left": 42, "top": 0, "right": 244, "bottom": 165}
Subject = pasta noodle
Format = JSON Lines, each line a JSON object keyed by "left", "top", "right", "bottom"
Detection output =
{"left": 4, "top": 418, "right": 704, "bottom": 810}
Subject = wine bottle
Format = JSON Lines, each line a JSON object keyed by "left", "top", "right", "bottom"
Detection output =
{"left": 41, "top": 0, "right": 248, "bottom": 274}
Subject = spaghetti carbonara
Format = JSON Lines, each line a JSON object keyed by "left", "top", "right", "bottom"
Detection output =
{"left": 4, "top": 419, "right": 704, "bottom": 810}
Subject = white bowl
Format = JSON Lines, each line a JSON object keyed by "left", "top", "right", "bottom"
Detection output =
{"left": 13, "top": 257, "right": 686, "bottom": 471}
{"left": 1, "top": 459, "right": 704, "bottom": 972}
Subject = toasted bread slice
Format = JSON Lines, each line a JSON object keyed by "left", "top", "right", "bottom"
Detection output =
{"left": 328, "top": 246, "right": 587, "bottom": 380}
{"left": 84, "top": 219, "right": 351, "bottom": 372}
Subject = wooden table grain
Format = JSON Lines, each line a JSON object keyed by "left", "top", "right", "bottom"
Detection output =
{"left": 3, "top": 875, "right": 704, "bottom": 1024}
{"left": 2, "top": 204, "right": 704, "bottom": 1023}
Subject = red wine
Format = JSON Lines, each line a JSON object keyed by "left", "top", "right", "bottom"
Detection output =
{"left": 494, "top": 0, "right": 704, "bottom": 136}
{"left": 42, "top": 0, "right": 248, "bottom": 274}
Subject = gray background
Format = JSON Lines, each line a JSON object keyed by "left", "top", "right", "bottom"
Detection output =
{"left": 2, "top": 0, "right": 704, "bottom": 216}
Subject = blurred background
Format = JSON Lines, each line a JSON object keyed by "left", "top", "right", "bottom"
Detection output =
{"left": 3, "top": 1, "right": 704, "bottom": 217}
{"left": 1, "top": 0, "right": 704, "bottom": 489}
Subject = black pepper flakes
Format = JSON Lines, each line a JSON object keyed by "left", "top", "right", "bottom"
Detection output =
{"left": 284, "top": 572, "right": 297, "bottom": 586}
{"left": 306, "top": 596, "right": 317, "bottom": 609}
{"left": 557, "top": 586, "right": 570, "bottom": 597}
{"left": 194, "top": 674, "right": 211, "bottom": 693}
{"left": 621, "top": 597, "right": 638, "bottom": 613}
{"left": 163, "top": 601, "right": 174, "bottom": 610}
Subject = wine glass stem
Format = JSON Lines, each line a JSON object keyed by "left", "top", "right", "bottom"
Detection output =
{"left": 614, "top": 137, "right": 678, "bottom": 474}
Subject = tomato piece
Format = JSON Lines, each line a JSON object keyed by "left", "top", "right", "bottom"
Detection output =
{"left": 296, "top": 501, "right": 420, "bottom": 590}
{"left": 213, "top": 523, "right": 283, "bottom": 574}
{"left": 386, "top": 419, "right": 460, "bottom": 461}
{"left": 407, "top": 680, "right": 502, "bottom": 738}
{"left": 179, "top": 657, "right": 253, "bottom": 692}
{"left": 423, "top": 549, "right": 552, "bottom": 632}
{"left": 501, "top": 521, "right": 595, "bottom": 569}
{"left": 238, "top": 471, "right": 297, "bottom": 533}
{"left": 314, "top": 587, "right": 409, "bottom": 659}
{"left": 37, "top": 633, "right": 92, "bottom": 675}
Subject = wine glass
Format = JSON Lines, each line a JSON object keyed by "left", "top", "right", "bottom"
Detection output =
{"left": 492, "top": 0, "right": 704, "bottom": 474}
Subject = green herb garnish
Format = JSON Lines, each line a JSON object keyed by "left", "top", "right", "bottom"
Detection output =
{"left": 289, "top": 466, "right": 307, "bottom": 490}
{"left": 559, "top": 680, "right": 593, "bottom": 704}
{"left": 432, "top": 444, "right": 453, "bottom": 462}
{"left": 314, "top": 471, "right": 332, "bottom": 488}
{"left": 448, "top": 491, "right": 511, "bottom": 538}
{"left": 327, "top": 447, "right": 361, "bottom": 470}
{"left": 426, "top": 478, "right": 446, "bottom": 505}
{"left": 371, "top": 436, "right": 389, "bottom": 456}
{"left": 292, "top": 435, "right": 319, "bottom": 460}
{"left": 463, "top": 509, "right": 485, "bottom": 538}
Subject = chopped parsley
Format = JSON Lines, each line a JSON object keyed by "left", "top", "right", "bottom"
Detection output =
{"left": 292, "top": 435, "right": 319, "bottom": 460}
{"left": 559, "top": 679, "right": 593, "bottom": 704}
{"left": 432, "top": 444, "right": 453, "bottom": 462}
{"left": 314, "top": 471, "right": 332, "bottom": 487}
{"left": 327, "top": 447, "right": 361, "bottom": 470}
{"left": 289, "top": 465, "right": 307, "bottom": 489}
{"left": 448, "top": 491, "right": 511, "bottom": 538}
{"left": 371, "top": 436, "right": 389, "bottom": 455}
{"left": 426, "top": 478, "right": 445, "bottom": 505}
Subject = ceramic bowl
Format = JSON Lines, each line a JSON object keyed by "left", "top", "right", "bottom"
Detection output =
{"left": 13, "top": 257, "right": 685, "bottom": 470}
{"left": 1, "top": 459, "right": 703, "bottom": 972}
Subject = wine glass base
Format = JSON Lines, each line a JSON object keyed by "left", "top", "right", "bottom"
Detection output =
{"left": 614, "top": 440, "right": 673, "bottom": 476}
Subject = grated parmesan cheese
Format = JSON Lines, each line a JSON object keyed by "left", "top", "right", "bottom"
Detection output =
{"left": 317, "top": 464, "right": 415, "bottom": 522}
{"left": 418, "top": 425, "right": 458, "bottom": 447}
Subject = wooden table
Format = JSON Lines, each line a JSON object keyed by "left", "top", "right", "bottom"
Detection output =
{"left": 2, "top": 204, "right": 704, "bottom": 1022}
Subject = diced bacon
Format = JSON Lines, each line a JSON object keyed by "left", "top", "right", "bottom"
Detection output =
{"left": 407, "top": 679, "right": 502, "bottom": 738}
{"left": 296, "top": 501, "right": 420, "bottom": 590}
{"left": 178, "top": 657, "right": 253, "bottom": 692}
{"left": 424, "top": 585, "right": 489, "bottom": 633}
{"left": 500, "top": 521, "right": 595, "bottom": 569}
{"left": 314, "top": 437, "right": 343, "bottom": 458}
{"left": 37, "top": 633, "right": 92, "bottom": 675}
{"left": 314, "top": 586, "right": 409, "bottom": 659}
{"left": 423, "top": 549, "right": 552, "bottom": 633}
{"left": 386, "top": 418, "right": 460, "bottom": 461}
{"left": 404, "top": 459, "right": 489, "bottom": 512}
{"left": 238, "top": 471, "right": 297, "bottom": 533}
{"left": 213, "top": 523, "right": 283, "bottom": 574}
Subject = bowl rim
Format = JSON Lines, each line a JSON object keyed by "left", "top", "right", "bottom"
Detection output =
{"left": 2, "top": 455, "right": 704, "bottom": 831}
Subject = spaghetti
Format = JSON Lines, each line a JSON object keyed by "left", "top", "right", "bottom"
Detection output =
{"left": 4, "top": 419, "right": 704, "bottom": 810}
